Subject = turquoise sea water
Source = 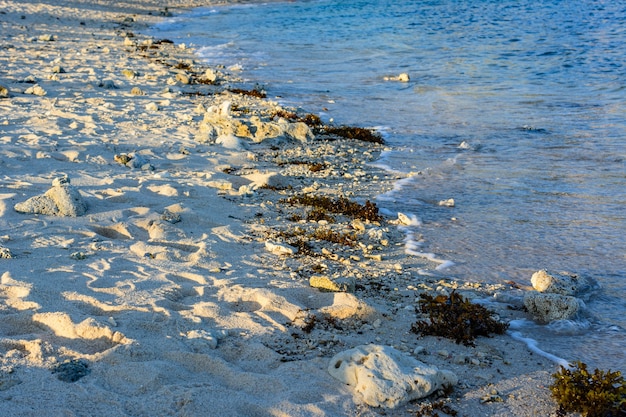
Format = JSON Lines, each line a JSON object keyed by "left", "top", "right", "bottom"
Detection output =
{"left": 152, "top": 0, "right": 626, "bottom": 371}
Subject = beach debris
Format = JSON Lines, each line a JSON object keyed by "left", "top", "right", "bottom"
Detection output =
{"left": 14, "top": 175, "right": 88, "bottom": 217}
{"left": 0, "top": 84, "right": 10, "bottom": 98}
{"left": 24, "top": 84, "right": 46, "bottom": 96}
{"left": 265, "top": 241, "right": 298, "bottom": 256}
{"left": 523, "top": 292, "right": 583, "bottom": 323}
{"left": 51, "top": 359, "right": 90, "bottom": 383}
{"left": 328, "top": 344, "right": 457, "bottom": 408}
{"left": 530, "top": 269, "right": 591, "bottom": 296}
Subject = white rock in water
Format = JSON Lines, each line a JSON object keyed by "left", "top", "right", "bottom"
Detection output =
{"left": 531, "top": 269, "right": 590, "bottom": 296}
{"left": 265, "top": 241, "right": 298, "bottom": 256}
{"left": 384, "top": 73, "right": 410, "bottom": 82}
{"left": 397, "top": 212, "right": 418, "bottom": 226}
{"left": 14, "top": 176, "right": 87, "bottom": 217}
{"left": 523, "top": 292, "right": 583, "bottom": 323}
{"left": 328, "top": 344, "right": 457, "bottom": 408}
{"left": 438, "top": 198, "right": 455, "bottom": 207}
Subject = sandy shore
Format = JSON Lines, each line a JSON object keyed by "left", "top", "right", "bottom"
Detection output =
{"left": 0, "top": 1, "right": 564, "bottom": 416}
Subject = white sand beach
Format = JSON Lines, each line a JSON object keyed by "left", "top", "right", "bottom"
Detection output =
{"left": 0, "top": 1, "right": 565, "bottom": 416}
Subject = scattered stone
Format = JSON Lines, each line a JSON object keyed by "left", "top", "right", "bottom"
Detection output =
{"left": 309, "top": 275, "right": 355, "bottom": 293}
{"left": 161, "top": 209, "right": 181, "bottom": 224}
{"left": 51, "top": 65, "right": 65, "bottom": 74}
{"left": 0, "top": 85, "right": 11, "bottom": 98}
{"left": 523, "top": 292, "right": 583, "bottom": 323}
{"left": 328, "top": 344, "right": 457, "bottom": 408}
{"left": 52, "top": 359, "right": 90, "bottom": 382}
{"left": 530, "top": 269, "right": 590, "bottom": 296}
{"left": 24, "top": 85, "right": 46, "bottom": 96}
{"left": 480, "top": 389, "right": 504, "bottom": 403}
{"left": 114, "top": 153, "right": 132, "bottom": 165}
{"left": 98, "top": 79, "right": 116, "bottom": 89}
{"left": 265, "top": 241, "right": 297, "bottom": 256}
{"left": 70, "top": 251, "right": 88, "bottom": 260}
{"left": 175, "top": 72, "right": 191, "bottom": 85}
{"left": 145, "top": 102, "right": 159, "bottom": 112}
{"left": 38, "top": 34, "right": 55, "bottom": 42}
{"left": 14, "top": 176, "right": 88, "bottom": 217}
{"left": 130, "top": 86, "right": 144, "bottom": 96}
{"left": 122, "top": 69, "right": 137, "bottom": 79}
{"left": 204, "top": 68, "right": 218, "bottom": 83}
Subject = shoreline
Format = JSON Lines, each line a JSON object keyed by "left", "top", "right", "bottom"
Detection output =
{"left": 0, "top": 1, "right": 564, "bottom": 416}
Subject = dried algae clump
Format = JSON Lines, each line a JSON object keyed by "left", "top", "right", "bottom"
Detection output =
{"left": 317, "top": 126, "right": 384, "bottom": 144}
{"left": 411, "top": 291, "right": 508, "bottom": 346}
{"left": 285, "top": 194, "right": 382, "bottom": 222}
{"left": 550, "top": 361, "right": 626, "bottom": 417}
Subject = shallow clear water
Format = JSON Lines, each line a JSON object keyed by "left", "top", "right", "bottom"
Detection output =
{"left": 152, "top": 0, "right": 626, "bottom": 371}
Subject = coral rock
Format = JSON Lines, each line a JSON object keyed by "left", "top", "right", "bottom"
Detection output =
{"left": 523, "top": 292, "right": 583, "bottom": 323}
{"left": 14, "top": 176, "right": 87, "bottom": 217}
{"left": 531, "top": 269, "right": 590, "bottom": 296}
{"left": 328, "top": 344, "right": 457, "bottom": 408}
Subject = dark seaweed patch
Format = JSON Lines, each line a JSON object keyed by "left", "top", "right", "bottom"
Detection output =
{"left": 411, "top": 291, "right": 508, "bottom": 346}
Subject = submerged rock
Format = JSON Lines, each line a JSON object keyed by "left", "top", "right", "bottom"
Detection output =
{"left": 328, "top": 344, "right": 457, "bottom": 408}
{"left": 14, "top": 176, "right": 87, "bottom": 217}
